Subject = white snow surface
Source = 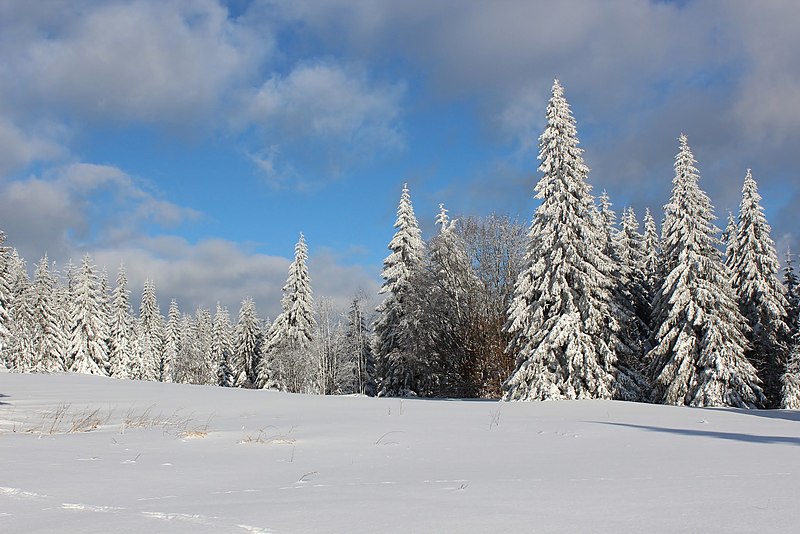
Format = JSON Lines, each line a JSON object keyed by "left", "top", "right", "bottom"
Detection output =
{"left": 2, "top": 373, "right": 800, "bottom": 533}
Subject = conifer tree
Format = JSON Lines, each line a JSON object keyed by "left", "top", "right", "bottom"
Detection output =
{"left": 4, "top": 250, "right": 32, "bottom": 371}
{"left": 32, "top": 255, "right": 67, "bottom": 373}
{"left": 0, "top": 231, "right": 11, "bottom": 365}
{"left": 729, "top": 169, "right": 791, "bottom": 407}
{"left": 783, "top": 249, "right": 799, "bottom": 335}
{"left": 163, "top": 299, "right": 181, "bottom": 383}
{"left": 641, "top": 208, "right": 661, "bottom": 301}
{"left": 213, "top": 303, "right": 235, "bottom": 387}
{"left": 68, "top": 255, "right": 109, "bottom": 375}
{"left": 236, "top": 297, "right": 262, "bottom": 388}
{"left": 417, "top": 204, "right": 484, "bottom": 396}
{"left": 374, "top": 183, "right": 425, "bottom": 396}
{"left": 139, "top": 278, "right": 163, "bottom": 381}
{"left": 108, "top": 265, "right": 135, "bottom": 379}
{"left": 648, "top": 136, "right": 764, "bottom": 407}
{"left": 503, "top": 79, "right": 642, "bottom": 402}
{"left": 264, "top": 233, "right": 316, "bottom": 392}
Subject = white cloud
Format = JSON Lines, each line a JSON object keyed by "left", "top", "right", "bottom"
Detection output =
{"left": 0, "top": 163, "right": 379, "bottom": 318}
{"left": 238, "top": 61, "right": 405, "bottom": 188}
{"left": 0, "top": 118, "right": 66, "bottom": 176}
{"left": 0, "top": 0, "right": 265, "bottom": 127}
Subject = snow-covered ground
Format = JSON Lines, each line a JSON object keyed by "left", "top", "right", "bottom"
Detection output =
{"left": 1, "top": 373, "right": 799, "bottom": 533}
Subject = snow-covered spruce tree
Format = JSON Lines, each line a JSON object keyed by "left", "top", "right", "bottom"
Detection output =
{"left": 374, "top": 184, "right": 425, "bottom": 397}
{"left": 213, "top": 303, "right": 235, "bottom": 387}
{"left": 784, "top": 249, "right": 800, "bottom": 337}
{"left": 236, "top": 297, "right": 262, "bottom": 388}
{"left": 108, "top": 265, "right": 135, "bottom": 379}
{"left": 416, "top": 204, "right": 484, "bottom": 397}
{"left": 503, "top": 79, "right": 644, "bottom": 402}
{"left": 729, "top": 169, "right": 791, "bottom": 407}
{"left": 0, "top": 230, "right": 11, "bottom": 365}
{"left": 648, "top": 136, "right": 764, "bottom": 408}
{"left": 68, "top": 255, "right": 109, "bottom": 376}
{"left": 3, "top": 250, "right": 33, "bottom": 371}
{"left": 345, "top": 296, "right": 376, "bottom": 396}
{"left": 31, "top": 255, "right": 68, "bottom": 373}
{"left": 162, "top": 299, "right": 182, "bottom": 383}
{"left": 138, "top": 279, "right": 163, "bottom": 381}
{"left": 618, "top": 207, "right": 652, "bottom": 353}
{"left": 182, "top": 307, "right": 215, "bottom": 385}
{"left": 640, "top": 208, "right": 662, "bottom": 302}
{"left": 263, "top": 233, "right": 316, "bottom": 393}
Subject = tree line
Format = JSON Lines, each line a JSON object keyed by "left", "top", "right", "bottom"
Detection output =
{"left": 2, "top": 79, "right": 799, "bottom": 408}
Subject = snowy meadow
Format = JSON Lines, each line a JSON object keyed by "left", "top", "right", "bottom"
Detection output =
{"left": 2, "top": 372, "right": 800, "bottom": 533}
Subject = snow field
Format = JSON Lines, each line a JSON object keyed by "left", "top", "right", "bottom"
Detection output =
{"left": 2, "top": 373, "right": 800, "bottom": 533}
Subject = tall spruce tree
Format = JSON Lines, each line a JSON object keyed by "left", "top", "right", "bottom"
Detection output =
{"left": 213, "top": 303, "right": 235, "bottom": 387}
{"left": 648, "top": 136, "right": 764, "bottom": 407}
{"left": 641, "top": 208, "right": 661, "bottom": 302}
{"left": 417, "top": 204, "right": 484, "bottom": 397}
{"left": 108, "top": 265, "right": 135, "bottom": 379}
{"left": 236, "top": 297, "right": 262, "bottom": 388}
{"left": 163, "top": 299, "right": 181, "bottom": 383}
{"left": 503, "top": 79, "right": 642, "bottom": 402}
{"left": 374, "top": 183, "right": 425, "bottom": 396}
{"left": 0, "top": 230, "right": 11, "bottom": 365}
{"left": 265, "top": 233, "right": 315, "bottom": 353}
{"left": 729, "top": 169, "right": 791, "bottom": 407}
{"left": 264, "top": 233, "right": 316, "bottom": 392}
{"left": 139, "top": 278, "right": 163, "bottom": 381}
{"left": 783, "top": 248, "right": 800, "bottom": 336}
{"left": 68, "top": 255, "right": 109, "bottom": 375}
{"left": 32, "top": 255, "right": 67, "bottom": 373}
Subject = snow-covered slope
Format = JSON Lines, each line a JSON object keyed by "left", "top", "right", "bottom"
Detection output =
{"left": 1, "top": 373, "right": 799, "bottom": 533}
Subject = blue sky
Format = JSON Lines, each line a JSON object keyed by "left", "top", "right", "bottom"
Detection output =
{"left": 1, "top": 0, "right": 799, "bottom": 318}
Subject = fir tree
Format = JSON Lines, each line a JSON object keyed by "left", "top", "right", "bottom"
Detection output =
{"left": 31, "top": 255, "right": 68, "bottom": 373}
{"left": 4, "top": 250, "right": 32, "bottom": 371}
{"left": 213, "top": 303, "right": 235, "bottom": 387}
{"left": 138, "top": 278, "right": 163, "bottom": 381}
{"left": 108, "top": 265, "right": 135, "bottom": 379}
{"left": 640, "top": 208, "right": 661, "bottom": 301}
{"left": 163, "top": 299, "right": 181, "bottom": 383}
{"left": 68, "top": 255, "right": 109, "bottom": 376}
{"left": 648, "top": 136, "right": 764, "bottom": 408}
{"left": 264, "top": 233, "right": 316, "bottom": 392}
{"left": 0, "top": 230, "right": 11, "bottom": 365}
{"left": 236, "top": 297, "right": 262, "bottom": 388}
{"left": 416, "top": 205, "right": 485, "bottom": 397}
{"left": 783, "top": 248, "right": 799, "bottom": 335}
{"left": 374, "top": 183, "right": 425, "bottom": 396}
{"left": 729, "top": 169, "right": 791, "bottom": 407}
{"left": 503, "top": 79, "right": 642, "bottom": 402}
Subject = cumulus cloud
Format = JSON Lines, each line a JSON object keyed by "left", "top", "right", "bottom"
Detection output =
{"left": 0, "top": 0, "right": 264, "bottom": 127}
{"left": 0, "top": 164, "right": 379, "bottom": 318}
{"left": 0, "top": 163, "right": 198, "bottom": 261}
{"left": 238, "top": 61, "right": 405, "bottom": 189}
